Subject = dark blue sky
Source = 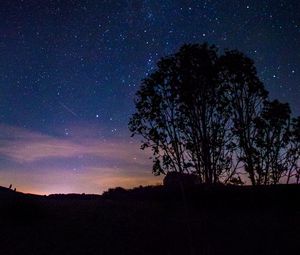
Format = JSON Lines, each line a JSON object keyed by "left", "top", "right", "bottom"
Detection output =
{"left": 0, "top": 0, "right": 299, "bottom": 194}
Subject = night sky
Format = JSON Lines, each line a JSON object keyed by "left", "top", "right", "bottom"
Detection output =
{"left": 0, "top": 0, "right": 299, "bottom": 194}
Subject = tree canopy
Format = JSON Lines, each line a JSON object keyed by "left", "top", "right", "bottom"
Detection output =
{"left": 129, "top": 43, "right": 300, "bottom": 185}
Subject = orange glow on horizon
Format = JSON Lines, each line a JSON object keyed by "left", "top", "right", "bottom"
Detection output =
{"left": 0, "top": 124, "right": 162, "bottom": 195}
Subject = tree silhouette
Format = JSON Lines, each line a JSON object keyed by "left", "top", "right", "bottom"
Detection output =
{"left": 218, "top": 50, "right": 268, "bottom": 185}
{"left": 129, "top": 42, "right": 300, "bottom": 186}
{"left": 286, "top": 116, "right": 300, "bottom": 183}
{"left": 129, "top": 50, "right": 187, "bottom": 175}
{"left": 254, "top": 100, "right": 291, "bottom": 184}
{"left": 129, "top": 44, "right": 237, "bottom": 183}
{"left": 175, "top": 44, "right": 235, "bottom": 184}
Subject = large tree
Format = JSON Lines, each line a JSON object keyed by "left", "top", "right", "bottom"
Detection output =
{"left": 253, "top": 100, "right": 291, "bottom": 184}
{"left": 129, "top": 44, "right": 237, "bottom": 183}
{"left": 218, "top": 50, "right": 268, "bottom": 185}
{"left": 129, "top": 43, "right": 299, "bottom": 186}
{"left": 129, "top": 52, "right": 187, "bottom": 175}
{"left": 175, "top": 44, "right": 235, "bottom": 184}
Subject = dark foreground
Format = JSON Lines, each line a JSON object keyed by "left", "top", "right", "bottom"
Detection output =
{"left": 0, "top": 185, "right": 299, "bottom": 255}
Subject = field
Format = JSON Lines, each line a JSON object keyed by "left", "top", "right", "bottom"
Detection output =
{"left": 0, "top": 185, "right": 299, "bottom": 255}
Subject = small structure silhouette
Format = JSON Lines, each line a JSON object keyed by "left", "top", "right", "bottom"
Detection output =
{"left": 163, "top": 172, "right": 199, "bottom": 188}
{"left": 9, "top": 184, "right": 12, "bottom": 189}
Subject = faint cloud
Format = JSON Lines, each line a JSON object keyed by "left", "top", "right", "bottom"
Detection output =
{"left": 0, "top": 124, "right": 160, "bottom": 194}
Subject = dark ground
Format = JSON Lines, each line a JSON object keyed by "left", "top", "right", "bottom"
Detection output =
{"left": 0, "top": 184, "right": 299, "bottom": 255}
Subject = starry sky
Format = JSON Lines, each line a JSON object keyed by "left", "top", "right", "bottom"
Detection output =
{"left": 0, "top": 0, "right": 299, "bottom": 194}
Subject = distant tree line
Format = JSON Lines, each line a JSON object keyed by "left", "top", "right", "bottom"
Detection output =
{"left": 129, "top": 43, "right": 300, "bottom": 185}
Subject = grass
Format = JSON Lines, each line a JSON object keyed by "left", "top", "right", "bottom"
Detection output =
{"left": 0, "top": 184, "right": 299, "bottom": 255}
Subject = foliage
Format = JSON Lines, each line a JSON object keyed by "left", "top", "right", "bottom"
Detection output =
{"left": 217, "top": 50, "right": 268, "bottom": 185}
{"left": 286, "top": 117, "right": 300, "bottom": 183}
{"left": 129, "top": 44, "right": 236, "bottom": 183}
{"left": 129, "top": 43, "right": 300, "bottom": 185}
{"left": 253, "top": 100, "right": 291, "bottom": 184}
